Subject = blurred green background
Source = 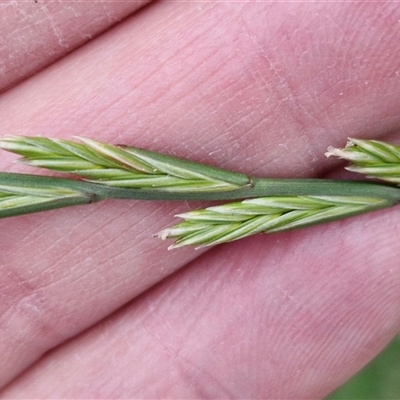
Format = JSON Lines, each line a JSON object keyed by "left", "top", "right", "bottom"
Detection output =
{"left": 327, "top": 333, "right": 400, "bottom": 399}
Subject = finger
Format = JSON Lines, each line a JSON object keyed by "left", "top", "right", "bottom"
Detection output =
{"left": 0, "top": 0, "right": 152, "bottom": 92}
{"left": 1, "top": 0, "right": 400, "bottom": 389}
{"left": 2, "top": 208, "right": 399, "bottom": 398}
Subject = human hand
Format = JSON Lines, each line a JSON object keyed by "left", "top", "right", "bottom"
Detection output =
{"left": 1, "top": 2, "right": 400, "bottom": 398}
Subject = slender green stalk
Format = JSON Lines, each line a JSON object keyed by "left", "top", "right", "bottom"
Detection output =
{"left": 1, "top": 172, "right": 400, "bottom": 202}
{"left": 3, "top": 136, "right": 400, "bottom": 201}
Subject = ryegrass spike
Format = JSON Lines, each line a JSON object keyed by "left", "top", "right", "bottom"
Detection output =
{"left": 0, "top": 136, "right": 249, "bottom": 192}
{"left": 326, "top": 138, "right": 400, "bottom": 184}
{"left": 159, "top": 195, "right": 390, "bottom": 248}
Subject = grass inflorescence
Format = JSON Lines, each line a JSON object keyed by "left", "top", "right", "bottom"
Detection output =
{"left": 1, "top": 135, "right": 400, "bottom": 248}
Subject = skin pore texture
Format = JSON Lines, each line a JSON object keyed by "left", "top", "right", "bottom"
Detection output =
{"left": 0, "top": 2, "right": 400, "bottom": 398}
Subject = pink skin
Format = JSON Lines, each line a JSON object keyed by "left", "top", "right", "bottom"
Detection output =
{"left": 0, "top": 1, "right": 150, "bottom": 93}
{"left": 0, "top": 2, "right": 400, "bottom": 398}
